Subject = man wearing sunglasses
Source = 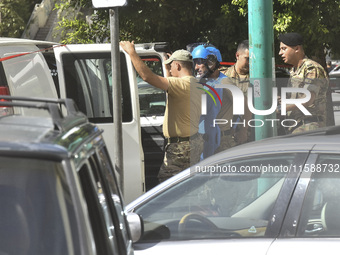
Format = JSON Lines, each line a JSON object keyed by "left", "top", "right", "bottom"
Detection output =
{"left": 191, "top": 45, "right": 237, "bottom": 158}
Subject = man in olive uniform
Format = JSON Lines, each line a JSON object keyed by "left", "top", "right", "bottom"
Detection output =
{"left": 221, "top": 40, "right": 250, "bottom": 95}
{"left": 120, "top": 41, "right": 203, "bottom": 183}
{"left": 278, "top": 32, "right": 329, "bottom": 134}
{"left": 214, "top": 77, "right": 250, "bottom": 153}
{"left": 220, "top": 40, "right": 251, "bottom": 144}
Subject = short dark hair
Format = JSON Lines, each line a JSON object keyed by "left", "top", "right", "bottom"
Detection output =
{"left": 178, "top": 60, "right": 194, "bottom": 71}
{"left": 237, "top": 40, "right": 249, "bottom": 52}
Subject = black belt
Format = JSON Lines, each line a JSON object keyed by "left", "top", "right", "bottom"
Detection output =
{"left": 221, "top": 129, "right": 232, "bottom": 136}
{"left": 166, "top": 133, "right": 200, "bottom": 144}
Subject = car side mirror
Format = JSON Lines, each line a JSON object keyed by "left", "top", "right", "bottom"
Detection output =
{"left": 126, "top": 212, "right": 144, "bottom": 243}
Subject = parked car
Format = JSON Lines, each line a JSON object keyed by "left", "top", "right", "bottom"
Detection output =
{"left": 126, "top": 126, "right": 340, "bottom": 255}
{"left": 39, "top": 42, "right": 169, "bottom": 201}
{"left": 0, "top": 38, "right": 169, "bottom": 202}
{"left": 0, "top": 96, "right": 142, "bottom": 255}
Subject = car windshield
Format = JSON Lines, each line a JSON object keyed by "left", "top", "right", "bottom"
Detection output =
{"left": 298, "top": 154, "right": 340, "bottom": 237}
{"left": 0, "top": 157, "right": 80, "bottom": 255}
{"left": 134, "top": 153, "right": 296, "bottom": 242}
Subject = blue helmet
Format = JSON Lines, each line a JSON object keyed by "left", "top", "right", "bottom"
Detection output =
{"left": 191, "top": 45, "right": 222, "bottom": 62}
{"left": 206, "top": 47, "right": 222, "bottom": 62}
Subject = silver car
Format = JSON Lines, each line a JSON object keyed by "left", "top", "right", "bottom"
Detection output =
{"left": 127, "top": 126, "right": 340, "bottom": 255}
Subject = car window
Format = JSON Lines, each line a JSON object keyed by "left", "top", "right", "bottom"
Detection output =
{"left": 77, "top": 146, "right": 132, "bottom": 255}
{"left": 62, "top": 52, "right": 132, "bottom": 123}
{"left": 138, "top": 56, "right": 166, "bottom": 117}
{"left": 0, "top": 157, "right": 80, "bottom": 255}
{"left": 297, "top": 154, "right": 340, "bottom": 237}
{"left": 135, "top": 154, "right": 296, "bottom": 242}
{"left": 78, "top": 162, "right": 120, "bottom": 255}
{"left": 0, "top": 45, "right": 57, "bottom": 100}
{"left": 96, "top": 147, "right": 131, "bottom": 254}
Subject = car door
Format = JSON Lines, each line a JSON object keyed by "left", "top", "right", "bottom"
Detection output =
{"left": 268, "top": 145, "right": 340, "bottom": 255}
{"left": 131, "top": 152, "right": 309, "bottom": 255}
{"left": 52, "top": 44, "right": 148, "bottom": 203}
{"left": 77, "top": 144, "right": 136, "bottom": 255}
{"left": 136, "top": 54, "right": 166, "bottom": 191}
{"left": 52, "top": 43, "right": 167, "bottom": 202}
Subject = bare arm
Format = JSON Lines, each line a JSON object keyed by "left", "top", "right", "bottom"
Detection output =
{"left": 120, "top": 41, "right": 170, "bottom": 91}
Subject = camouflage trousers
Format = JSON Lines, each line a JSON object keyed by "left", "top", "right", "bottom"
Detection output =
{"left": 157, "top": 134, "right": 204, "bottom": 183}
{"left": 289, "top": 122, "right": 320, "bottom": 134}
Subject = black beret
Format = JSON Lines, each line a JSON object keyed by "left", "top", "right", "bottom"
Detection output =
{"left": 279, "top": 32, "right": 304, "bottom": 46}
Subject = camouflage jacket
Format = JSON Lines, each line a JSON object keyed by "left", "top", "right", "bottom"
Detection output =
{"left": 221, "top": 65, "right": 249, "bottom": 95}
{"left": 288, "top": 57, "right": 329, "bottom": 124}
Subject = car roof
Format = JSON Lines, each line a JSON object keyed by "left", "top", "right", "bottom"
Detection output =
{"left": 0, "top": 37, "right": 59, "bottom": 47}
{"left": 127, "top": 125, "right": 340, "bottom": 211}
{"left": 0, "top": 97, "right": 100, "bottom": 160}
{"left": 202, "top": 126, "right": 340, "bottom": 165}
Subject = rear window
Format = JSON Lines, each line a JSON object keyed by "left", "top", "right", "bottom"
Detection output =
{"left": 61, "top": 52, "right": 132, "bottom": 123}
{"left": 0, "top": 45, "right": 57, "bottom": 100}
{"left": 0, "top": 157, "right": 80, "bottom": 255}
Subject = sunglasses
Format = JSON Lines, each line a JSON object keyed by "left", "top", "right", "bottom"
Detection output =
{"left": 194, "top": 58, "right": 207, "bottom": 65}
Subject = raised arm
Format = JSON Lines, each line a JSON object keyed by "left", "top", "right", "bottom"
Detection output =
{"left": 120, "top": 41, "right": 169, "bottom": 91}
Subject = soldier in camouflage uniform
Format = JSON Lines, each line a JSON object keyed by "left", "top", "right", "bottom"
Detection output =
{"left": 214, "top": 77, "right": 240, "bottom": 153}
{"left": 220, "top": 40, "right": 251, "bottom": 145}
{"left": 278, "top": 33, "right": 329, "bottom": 134}
{"left": 221, "top": 40, "right": 250, "bottom": 95}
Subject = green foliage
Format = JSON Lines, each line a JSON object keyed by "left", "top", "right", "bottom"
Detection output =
{"left": 53, "top": 0, "right": 340, "bottom": 62}
{"left": 6, "top": 0, "right": 337, "bottom": 62}
{"left": 119, "top": 0, "right": 238, "bottom": 58}
{"left": 55, "top": 0, "right": 110, "bottom": 43}
{"left": 234, "top": 0, "right": 340, "bottom": 62}
{"left": 53, "top": 0, "right": 244, "bottom": 60}
{"left": 0, "top": 0, "right": 38, "bottom": 37}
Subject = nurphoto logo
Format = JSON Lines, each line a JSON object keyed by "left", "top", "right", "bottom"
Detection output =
{"left": 197, "top": 83, "right": 222, "bottom": 115}
{"left": 200, "top": 83, "right": 311, "bottom": 128}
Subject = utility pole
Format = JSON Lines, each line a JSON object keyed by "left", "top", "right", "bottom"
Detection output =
{"left": 92, "top": 0, "right": 127, "bottom": 193}
{"left": 110, "top": 7, "right": 124, "bottom": 193}
{"left": 248, "top": 0, "right": 277, "bottom": 140}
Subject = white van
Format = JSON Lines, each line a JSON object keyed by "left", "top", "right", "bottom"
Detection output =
{"left": 0, "top": 39, "right": 166, "bottom": 203}
{"left": 39, "top": 42, "right": 167, "bottom": 203}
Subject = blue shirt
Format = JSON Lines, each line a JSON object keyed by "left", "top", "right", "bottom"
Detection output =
{"left": 199, "top": 72, "right": 226, "bottom": 159}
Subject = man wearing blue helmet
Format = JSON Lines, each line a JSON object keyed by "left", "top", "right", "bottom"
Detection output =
{"left": 191, "top": 44, "right": 236, "bottom": 158}
{"left": 192, "top": 45, "right": 223, "bottom": 79}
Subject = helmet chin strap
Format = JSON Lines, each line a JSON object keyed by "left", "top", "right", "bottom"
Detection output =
{"left": 197, "top": 68, "right": 213, "bottom": 84}
{"left": 198, "top": 63, "right": 219, "bottom": 79}
{"left": 201, "top": 67, "right": 214, "bottom": 78}
{"left": 194, "top": 54, "right": 220, "bottom": 80}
